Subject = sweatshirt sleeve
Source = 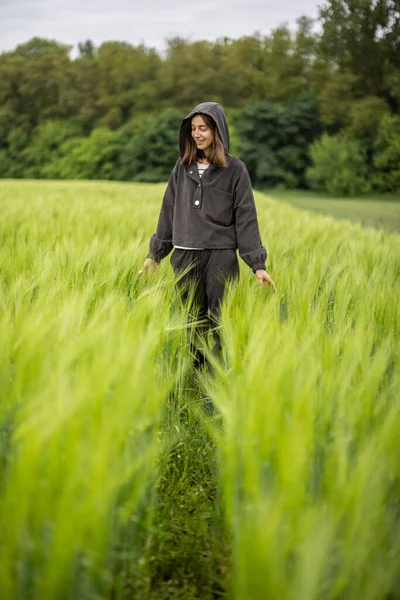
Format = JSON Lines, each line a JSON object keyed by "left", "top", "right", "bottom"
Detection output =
{"left": 234, "top": 162, "right": 267, "bottom": 272}
{"left": 147, "top": 162, "right": 178, "bottom": 262}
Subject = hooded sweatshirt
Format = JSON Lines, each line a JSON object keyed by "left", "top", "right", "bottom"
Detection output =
{"left": 148, "top": 102, "right": 267, "bottom": 272}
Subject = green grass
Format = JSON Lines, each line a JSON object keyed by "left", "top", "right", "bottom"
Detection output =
{"left": 0, "top": 180, "right": 399, "bottom": 599}
{"left": 264, "top": 188, "right": 400, "bottom": 233}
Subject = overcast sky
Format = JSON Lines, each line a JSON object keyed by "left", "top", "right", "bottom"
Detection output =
{"left": 0, "top": 0, "right": 322, "bottom": 56}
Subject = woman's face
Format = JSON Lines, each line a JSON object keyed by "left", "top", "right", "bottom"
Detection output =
{"left": 191, "top": 115, "right": 214, "bottom": 153}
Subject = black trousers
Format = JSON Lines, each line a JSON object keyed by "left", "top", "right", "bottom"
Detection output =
{"left": 170, "top": 248, "right": 240, "bottom": 369}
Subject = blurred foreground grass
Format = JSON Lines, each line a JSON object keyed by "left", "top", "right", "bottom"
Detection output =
{"left": 0, "top": 180, "right": 399, "bottom": 599}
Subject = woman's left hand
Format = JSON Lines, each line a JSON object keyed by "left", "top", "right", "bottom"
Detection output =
{"left": 255, "top": 269, "right": 276, "bottom": 292}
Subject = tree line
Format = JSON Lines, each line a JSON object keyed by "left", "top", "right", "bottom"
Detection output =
{"left": 0, "top": 0, "right": 399, "bottom": 194}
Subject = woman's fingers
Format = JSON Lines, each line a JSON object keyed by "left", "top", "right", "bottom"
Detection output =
{"left": 256, "top": 271, "right": 276, "bottom": 292}
{"left": 138, "top": 262, "right": 148, "bottom": 275}
{"left": 138, "top": 258, "right": 158, "bottom": 276}
{"left": 267, "top": 276, "right": 277, "bottom": 293}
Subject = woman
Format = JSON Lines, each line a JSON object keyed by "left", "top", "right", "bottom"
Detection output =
{"left": 139, "top": 101, "right": 276, "bottom": 370}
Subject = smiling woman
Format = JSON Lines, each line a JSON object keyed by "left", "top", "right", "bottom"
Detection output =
{"left": 181, "top": 113, "right": 227, "bottom": 167}
{"left": 191, "top": 115, "right": 214, "bottom": 151}
{"left": 139, "top": 101, "right": 276, "bottom": 386}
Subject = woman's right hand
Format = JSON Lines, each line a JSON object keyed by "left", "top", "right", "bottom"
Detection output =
{"left": 138, "top": 258, "right": 158, "bottom": 276}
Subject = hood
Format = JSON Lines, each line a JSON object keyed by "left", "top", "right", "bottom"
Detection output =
{"left": 179, "top": 101, "right": 230, "bottom": 157}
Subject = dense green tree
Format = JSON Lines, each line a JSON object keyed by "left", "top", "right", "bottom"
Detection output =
{"left": 237, "top": 94, "right": 321, "bottom": 188}
{"left": 95, "top": 41, "right": 162, "bottom": 125}
{"left": 18, "top": 38, "right": 71, "bottom": 126}
{"left": 318, "top": 0, "right": 400, "bottom": 108}
{"left": 372, "top": 113, "right": 400, "bottom": 191}
{"left": 294, "top": 16, "right": 319, "bottom": 89}
{"left": 0, "top": 53, "right": 29, "bottom": 140}
{"left": 0, "top": 38, "right": 70, "bottom": 138}
{"left": 14, "top": 37, "right": 71, "bottom": 57}
{"left": 0, "top": 127, "right": 30, "bottom": 177}
{"left": 0, "top": 151, "right": 13, "bottom": 178}
{"left": 158, "top": 38, "right": 225, "bottom": 110}
{"left": 217, "top": 35, "right": 268, "bottom": 105}
{"left": 116, "top": 108, "right": 182, "bottom": 182}
{"left": 315, "top": 70, "right": 359, "bottom": 130}
{"left": 44, "top": 128, "right": 122, "bottom": 180}
{"left": 306, "top": 133, "right": 371, "bottom": 195}
{"left": 345, "top": 95, "right": 390, "bottom": 139}
{"left": 65, "top": 57, "right": 101, "bottom": 133}
{"left": 23, "top": 120, "right": 82, "bottom": 178}
{"left": 261, "top": 26, "right": 307, "bottom": 102}
{"left": 78, "top": 40, "right": 96, "bottom": 60}
{"left": 343, "top": 95, "right": 392, "bottom": 171}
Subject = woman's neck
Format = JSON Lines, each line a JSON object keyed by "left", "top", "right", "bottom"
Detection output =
{"left": 198, "top": 153, "right": 210, "bottom": 166}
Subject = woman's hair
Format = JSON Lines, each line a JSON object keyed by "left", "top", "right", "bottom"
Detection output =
{"left": 181, "top": 113, "right": 228, "bottom": 167}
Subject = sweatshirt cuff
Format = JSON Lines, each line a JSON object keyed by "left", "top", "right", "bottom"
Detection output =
{"left": 146, "top": 252, "right": 159, "bottom": 263}
{"left": 252, "top": 263, "right": 266, "bottom": 273}
{"left": 148, "top": 235, "right": 173, "bottom": 263}
{"left": 240, "top": 247, "right": 267, "bottom": 273}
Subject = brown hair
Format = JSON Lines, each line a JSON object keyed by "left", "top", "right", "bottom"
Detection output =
{"left": 181, "top": 113, "right": 228, "bottom": 167}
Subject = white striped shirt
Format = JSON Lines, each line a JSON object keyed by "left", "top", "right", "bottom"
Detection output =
{"left": 196, "top": 161, "right": 208, "bottom": 178}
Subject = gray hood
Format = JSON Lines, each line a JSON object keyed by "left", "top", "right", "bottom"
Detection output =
{"left": 179, "top": 101, "right": 230, "bottom": 157}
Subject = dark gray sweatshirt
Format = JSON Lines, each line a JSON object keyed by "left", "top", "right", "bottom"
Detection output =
{"left": 148, "top": 102, "right": 267, "bottom": 272}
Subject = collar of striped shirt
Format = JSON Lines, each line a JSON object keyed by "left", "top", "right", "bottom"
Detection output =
{"left": 197, "top": 162, "right": 209, "bottom": 177}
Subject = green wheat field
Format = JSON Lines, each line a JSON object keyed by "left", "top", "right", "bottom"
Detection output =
{"left": 1, "top": 180, "right": 399, "bottom": 600}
